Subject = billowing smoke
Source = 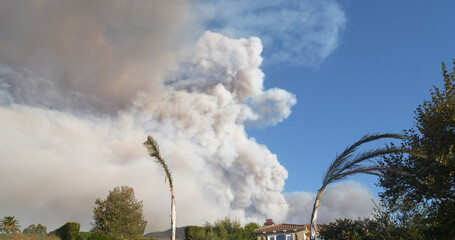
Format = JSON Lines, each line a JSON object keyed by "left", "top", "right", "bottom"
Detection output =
{"left": 0, "top": 0, "right": 371, "bottom": 233}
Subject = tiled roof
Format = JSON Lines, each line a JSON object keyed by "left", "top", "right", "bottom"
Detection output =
{"left": 253, "top": 223, "right": 308, "bottom": 233}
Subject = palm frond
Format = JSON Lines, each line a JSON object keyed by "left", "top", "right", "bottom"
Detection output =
{"left": 311, "top": 133, "right": 407, "bottom": 240}
{"left": 322, "top": 133, "right": 404, "bottom": 187}
{"left": 144, "top": 136, "right": 173, "bottom": 189}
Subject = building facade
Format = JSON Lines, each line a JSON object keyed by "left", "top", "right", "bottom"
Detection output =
{"left": 253, "top": 219, "right": 309, "bottom": 240}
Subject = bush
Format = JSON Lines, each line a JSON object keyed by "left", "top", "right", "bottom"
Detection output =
{"left": 185, "top": 218, "right": 259, "bottom": 240}
{"left": 23, "top": 224, "right": 47, "bottom": 236}
{"left": 78, "top": 232, "right": 117, "bottom": 240}
{"left": 184, "top": 226, "right": 206, "bottom": 240}
{"left": 0, "top": 233, "right": 59, "bottom": 240}
{"left": 50, "top": 222, "right": 80, "bottom": 240}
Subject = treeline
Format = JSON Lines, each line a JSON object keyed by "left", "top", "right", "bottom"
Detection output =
{"left": 185, "top": 217, "right": 258, "bottom": 240}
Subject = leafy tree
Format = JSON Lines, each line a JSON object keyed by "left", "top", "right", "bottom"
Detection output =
{"left": 91, "top": 186, "right": 147, "bottom": 239}
{"left": 50, "top": 222, "right": 80, "bottom": 240}
{"left": 318, "top": 202, "right": 428, "bottom": 240}
{"left": 370, "top": 201, "right": 426, "bottom": 240}
{"left": 185, "top": 217, "right": 258, "bottom": 240}
{"left": 243, "top": 222, "right": 260, "bottom": 240}
{"left": 23, "top": 224, "right": 47, "bottom": 235}
{"left": 310, "top": 133, "right": 405, "bottom": 240}
{"left": 378, "top": 60, "right": 455, "bottom": 238}
{"left": 0, "top": 216, "right": 20, "bottom": 233}
{"left": 144, "top": 136, "right": 176, "bottom": 240}
{"left": 319, "top": 218, "right": 379, "bottom": 240}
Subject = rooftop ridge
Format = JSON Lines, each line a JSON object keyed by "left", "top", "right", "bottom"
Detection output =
{"left": 253, "top": 223, "right": 308, "bottom": 233}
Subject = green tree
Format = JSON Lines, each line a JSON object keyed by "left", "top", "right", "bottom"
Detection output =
{"left": 243, "top": 222, "right": 260, "bottom": 240}
{"left": 23, "top": 223, "right": 47, "bottom": 235}
{"left": 0, "top": 216, "right": 21, "bottom": 233}
{"left": 310, "top": 133, "right": 405, "bottom": 240}
{"left": 318, "top": 202, "right": 428, "bottom": 240}
{"left": 319, "top": 218, "right": 378, "bottom": 240}
{"left": 378, "top": 60, "right": 455, "bottom": 238}
{"left": 370, "top": 201, "right": 426, "bottom": 240}
{"left": 185, "top": 217, "right": 258, "bottom": 240}
{"left": 144, "top": 136, "right": 176, "bottom": 240}
{"left": 91, "top": 186, "right": 147, "bottom": 239}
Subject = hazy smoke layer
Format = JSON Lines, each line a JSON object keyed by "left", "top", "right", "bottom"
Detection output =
{"left": 0, "top": 0, "right": 192, "bottom": 113}
{"left": 197, "top": 0, "right": 346, "bottom": 66}
{"left": 0, "top": 0, "right": 374, "bottom": 233}
{"left": 285, "top": 181, "right": 378, "bottom": 224}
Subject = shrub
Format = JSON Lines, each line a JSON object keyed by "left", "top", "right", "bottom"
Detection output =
{"left": 50, "top": 222, "right": 80, "bottom": 240}
{"left": 78, "top": 232, "right": 117, "bottom": 240}
{"left": 184, "top": 226, "right": 206, "bottom": 240}
{"left": 0, "top": 233, "right": 59, "bottom": 240}
{"left": 23, "top": 224, "right": 47, "bottom": 236}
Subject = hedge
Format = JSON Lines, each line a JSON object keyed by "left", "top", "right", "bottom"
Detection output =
{"left": 49, "top": 223, "right": 80, "bottom": 240}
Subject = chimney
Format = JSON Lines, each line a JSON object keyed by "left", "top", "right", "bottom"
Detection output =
{"left": 264, "top": 219, "right": 275, "bottom": 226}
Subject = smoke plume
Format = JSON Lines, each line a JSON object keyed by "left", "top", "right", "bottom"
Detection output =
{"left": 0, "top": 0, "right": 372, "bottom": 233}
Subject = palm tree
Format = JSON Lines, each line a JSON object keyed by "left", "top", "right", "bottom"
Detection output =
{"left": 0, "top": 216, "right": 21, "bottom": 233}
{"left": 144, "top": 136, "right": 176, "bottom": 240}
{"left": 310, "top": 133, "right": 406, "bottom": 240}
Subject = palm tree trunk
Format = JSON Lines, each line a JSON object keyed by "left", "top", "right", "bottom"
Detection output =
{"left": 310, "top": 187, "right": 325, "bottom": 240}
{"left": 171, "top": 189, "right": 176, "bottom": 240}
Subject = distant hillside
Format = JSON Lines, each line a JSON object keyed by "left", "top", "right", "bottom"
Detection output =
{"left": 143, "top": 227, "right": 186, "bottom": 240}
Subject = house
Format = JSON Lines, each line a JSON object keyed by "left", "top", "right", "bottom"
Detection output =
{"left": 253, "top": 219, "right": 311, "bottom": 240}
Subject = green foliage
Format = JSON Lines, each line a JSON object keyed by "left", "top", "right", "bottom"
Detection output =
{"left": 49, "top": 222, "right": 80, "bottom": 240}
{"left": 23, "top": 224, "right": 47, "bottom": 236}
{"left": 0, "top": 233, "right": 59, "bottom": 240}
{"left": 319, "top": 218, "right": 379, "bottom": 240}
{"left": 144, "top": 136, "right": 173, "bottom": 191}
{"left": 371, "top": 202, "right": 426, "bottom": 240}
{"left": 379, "top": 60, "right": 455, "bottom": 238}
{"left": 185, "top": 217, "right": 258, "bottom": 240}
{"left": 322, "top": 133, "right": 405, "bottom": 188}
{"left": 91, "top": 186, "right": 147, "bottom": 239}
{"left": 243, "top": 223, "right": 259, "bottom": 240}
{"left": 318, "top": 207, "right": 428, "bottom": 240}
{"left": 78, "top": 232, "right": 118, "bottom": 240}
{"left": 0, "top": 217, "right": 21, "bottom": 234}
{"left": 184, "top": 226, "right": 206, "bottom": 240}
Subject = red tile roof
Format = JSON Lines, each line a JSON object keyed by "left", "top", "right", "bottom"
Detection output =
{"left": 253, "top": 223, "right": 308, "bottom": 233}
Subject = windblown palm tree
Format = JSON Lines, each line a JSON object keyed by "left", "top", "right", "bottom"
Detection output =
{"left": 310, "top": 133, "right": 405, "bottom": 240}
{"left": 0, "top": 216, "right": 21, "bottom": 233}
{"left": 144, "top": 136, "right": 176, "bottom": 240}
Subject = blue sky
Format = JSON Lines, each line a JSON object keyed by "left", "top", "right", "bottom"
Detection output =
{"left": 249, "top": 0, "right": 455, "bottom": 193}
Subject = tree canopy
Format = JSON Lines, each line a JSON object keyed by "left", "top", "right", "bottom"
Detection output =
{"left": 91, "top": 186, "right": 147, "bottom": 239}
{"left": 185, "top": 217, "right": 259, "bottom": 240}
{"left": 378, "top": 60, "right": 455, "bottom": 238}
{"left": 23, "top": 224, "right": 47, "bottom": 235}
{"left": 0, "top": 216, "right": 20, "bottom": 234}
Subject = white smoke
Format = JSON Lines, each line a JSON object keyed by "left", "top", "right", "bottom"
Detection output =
{"left": 0, "top": 29, "right": 293, "bottom": 231}
{"left": 284, "top": 181, "right": 378, "bottom": 224}
{"left": 0, "top": 0, "right": 373, "bottom": 233}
